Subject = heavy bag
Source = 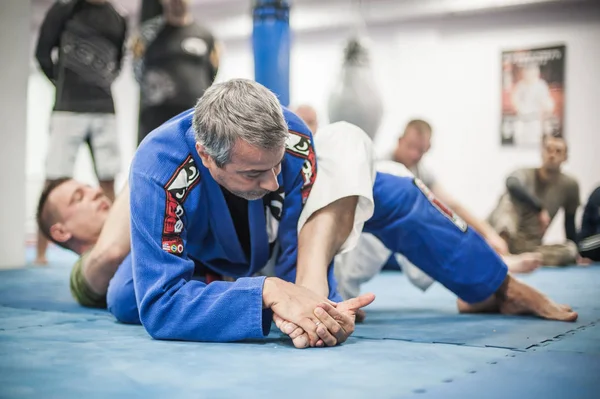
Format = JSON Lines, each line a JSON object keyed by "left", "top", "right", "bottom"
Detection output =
{"left": 328, "top": 37, "right": 383, "bottom": 140}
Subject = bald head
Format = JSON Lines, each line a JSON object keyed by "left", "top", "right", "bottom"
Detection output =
{"left": 294, "top": 104, "right": 318, "bottom": 134}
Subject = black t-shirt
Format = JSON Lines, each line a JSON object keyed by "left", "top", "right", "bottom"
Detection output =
{"left": 35, "top": 0, "right": 127, "bottom": 113}
{"left": 220, "top": 186, "right": 251, "bottom": 261}
{"left": 138, "top": 20, "right": 216, "bottom": 110}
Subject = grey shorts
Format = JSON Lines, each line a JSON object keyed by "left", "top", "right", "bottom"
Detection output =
{"left": 46, "top": 111, "right": 121, "bottom": 180}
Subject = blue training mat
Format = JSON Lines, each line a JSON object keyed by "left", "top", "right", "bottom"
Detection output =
{"left": 355, "top": 268, "right": 600, "bottom": 350}
{"left": 0, "top": 246, "right": 598, "bottom": 398}
{"left": 408, "top": 351, "right": 600, "bottom": 399}
{"left": 0, "top": 321, "right": 511, "bottom": 399}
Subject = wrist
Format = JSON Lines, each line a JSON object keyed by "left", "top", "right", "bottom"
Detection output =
{"left": 296, "top": 276, "right": 329, "bottom": 298}
{"left": 262, "top": 277, "right": 282, "bottom": 309}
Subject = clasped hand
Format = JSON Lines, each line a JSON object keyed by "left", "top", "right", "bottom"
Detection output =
{"left": 265, "top": 278, "right": 374, "bottom": 349}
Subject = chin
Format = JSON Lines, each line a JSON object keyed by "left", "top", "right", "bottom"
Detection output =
{"left": 235, "top": 191, "right": 270, "bottom": 201}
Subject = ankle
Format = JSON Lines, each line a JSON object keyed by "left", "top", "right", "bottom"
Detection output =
{"left": 494, "top": 274, "right": 512, "bottom": 301}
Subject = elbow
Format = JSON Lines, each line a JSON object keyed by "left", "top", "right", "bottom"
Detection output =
{"left": 106, "top": 280, "right": 141, "bottom": 325}
{"left": 505, "top": 176, "right": 517, "bottom": 192}
{"left": 138, "top": 299, "right": 176, "bottom": 341}
{"left": 104, "top": 245, "right": 130, "bottom": 266}
{"left": 143, "top": 318, "right": 169, "bottom": 340}
{"left": 139, "top": 308, "right": 166, "bottom": 340}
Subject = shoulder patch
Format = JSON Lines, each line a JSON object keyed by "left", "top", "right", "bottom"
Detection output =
{"left": 286, "top": 130, "right": 316, "bottom": 204}
{"left": 161, "top": 155, "right": 201, "bottom": 256}
{"left": 413, "top": 178, "right": 468, "bottom": 233}
{"left": 165, "top": 155, "right": 201, "bottom": 202}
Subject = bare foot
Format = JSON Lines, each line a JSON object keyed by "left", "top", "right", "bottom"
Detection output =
{"left": 576, "top": 256, "right": 593, "bottom": 266}
{"left": 458, "top": 275, "right": 577, "bottom": 322}
{"left": 33, "top": 256, "right": 48, "bottom": 266}
{"left": 356, "top": 309, "right": 366, "bottom": 323}
{"left": 503, "top": 252, "right": 542, "bottom": 274}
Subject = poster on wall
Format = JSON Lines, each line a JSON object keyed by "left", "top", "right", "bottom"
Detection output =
{"left": 500, "top": 44, "right": 566, "bottom": 147}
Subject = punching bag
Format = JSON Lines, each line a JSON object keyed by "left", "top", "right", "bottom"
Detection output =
{"left": 328, "top": 36, "right": 383, "bottom": 140}
{"left": 252, "top": 0, "right": 290, "bottom": 106}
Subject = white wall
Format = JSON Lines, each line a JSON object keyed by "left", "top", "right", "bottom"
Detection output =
{"left": 1, "top": 0, "right": 30, "bottom": 268}
{"left": 25, "top": 4, "right": 600, "bottom": 244}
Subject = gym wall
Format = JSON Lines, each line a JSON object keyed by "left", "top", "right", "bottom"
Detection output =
{"left": 24, "top": 4, "right": 600, "bottom": 245}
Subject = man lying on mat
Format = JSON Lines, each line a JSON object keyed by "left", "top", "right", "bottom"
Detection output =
{"left": 37, "top": 79, "right": 577, "bottom": 350}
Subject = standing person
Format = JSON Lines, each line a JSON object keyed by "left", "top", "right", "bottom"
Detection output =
{"left": 34, "top": 0, "right": 127, "bottom": 264}
{"left": 133, "top": 0, "right": 220, "bottom": 144}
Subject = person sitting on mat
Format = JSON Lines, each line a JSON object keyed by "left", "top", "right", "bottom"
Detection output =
{"left": 385, "top": 119, "right": 543, "bottom": 273}
{"left": 488, "top": 134, "right": 584, "bottom": 266}
{"left": 37, "top": 79, "right": 577, "bottom": 351}
{"left": 577, "top": 185, "right": 600, "bottom": 262}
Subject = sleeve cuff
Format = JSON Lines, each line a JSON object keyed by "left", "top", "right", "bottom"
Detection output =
{"left": 261, "top": 309, "right": 274, "bottom": 336}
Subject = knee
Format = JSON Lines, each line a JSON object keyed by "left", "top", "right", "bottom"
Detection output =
{"left": 106, "top": 278, "right": 140, "bottom": 325}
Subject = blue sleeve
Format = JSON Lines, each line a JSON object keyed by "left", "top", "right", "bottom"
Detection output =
{"left": 129, "top": 169, "right": 271, "bottom": 342}
{"left": 364, "top": 173, "right": 508, "bottom": 303}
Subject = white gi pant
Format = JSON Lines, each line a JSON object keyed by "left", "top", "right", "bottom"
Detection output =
{"left": 297, "top": 122, "right": 434, "bottom": 301}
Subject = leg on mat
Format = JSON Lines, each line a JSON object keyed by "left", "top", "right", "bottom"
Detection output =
{"left": 535, "top": 242, "right": 578, "bottom": 266}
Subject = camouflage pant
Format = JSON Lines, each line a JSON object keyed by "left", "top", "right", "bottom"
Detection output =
{"left": 70, "top": 251, "right": 107, "bottom": 309}
{"left": 488, "top": 195, "right": 577, "bottom": 266}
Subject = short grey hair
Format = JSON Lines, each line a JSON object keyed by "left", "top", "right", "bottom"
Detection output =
{"left": 193, "top": 78, "right": 289, "bottom": 168}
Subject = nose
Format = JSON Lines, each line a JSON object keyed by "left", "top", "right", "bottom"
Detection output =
{"left": 90, "top": 186, "right": 105, "bottom": 200}
{"left": 259, "top": 170, "right": 280, "bottom": 192}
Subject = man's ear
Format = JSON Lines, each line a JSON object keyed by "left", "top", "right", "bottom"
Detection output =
{"left": 196, "top": 143, "right": 213, "bottom": 169}
{"left": 49, "top": 223, "right": 72, "bottom": 244}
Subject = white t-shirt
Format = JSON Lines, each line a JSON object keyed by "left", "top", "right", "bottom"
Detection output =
{"left": 379, "top": 151, "right": 437, "bottom": 189}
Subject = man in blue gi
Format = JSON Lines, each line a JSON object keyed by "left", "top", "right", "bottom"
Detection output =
{"left": 37, "top": 79, "right": 577, "bottom": 350}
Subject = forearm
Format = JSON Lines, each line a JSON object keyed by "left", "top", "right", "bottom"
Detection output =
{"left": 506, "top": 176, "right": 543, "bottom": 211}
{"left": 83, "top": 186, "right": 131, "bottom": 294}
{"left": 140, "top": 276, "right": 270, "bottom": 342}
{"left": 564, "top": 213, "right": 577, "bottom": 242}
{"left": 35, "top": 2, "right": 70, "bottom": 83}
{"left": 296, "top": 196, "right": 358, "bottom": 295}
{"left": 36, "top": 55, "right": 55, "bottom": 83}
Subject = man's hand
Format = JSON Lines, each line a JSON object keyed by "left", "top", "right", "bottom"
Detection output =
{"left": 271, "top": 293, "right": 376, "bottom": 348}
{"left": 539, "top": 209, "right": 551, "bottom": 233}
{"left": 263, "top": 277, "right": 337, "bottom": 347}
